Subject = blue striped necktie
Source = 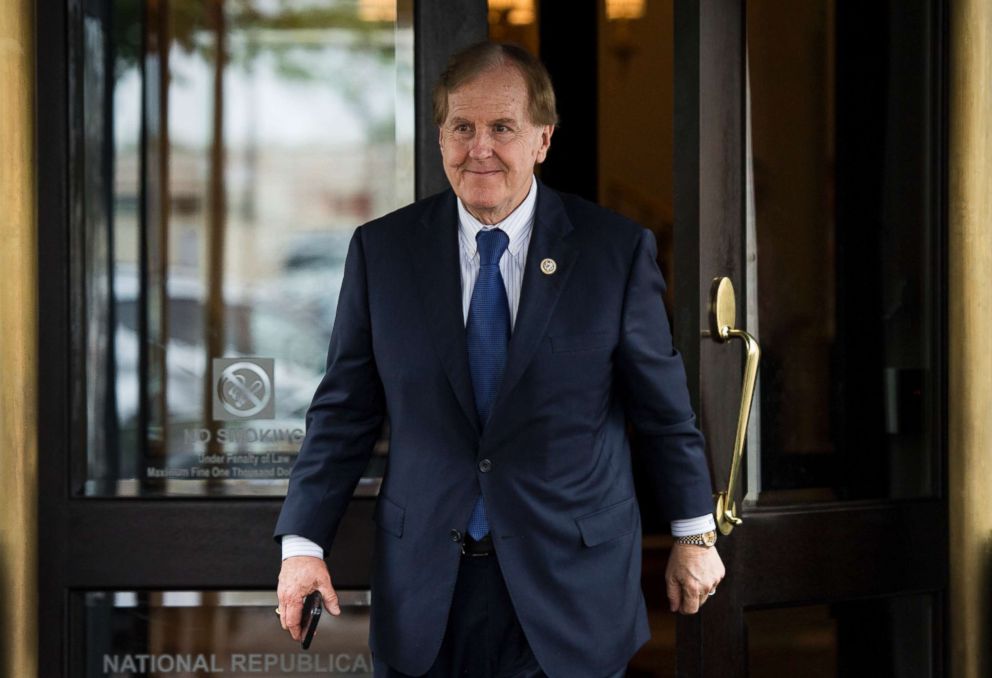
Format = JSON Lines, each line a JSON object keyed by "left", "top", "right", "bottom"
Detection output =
{"left": 465, "top": 228, "right": 510, "bottom": 540}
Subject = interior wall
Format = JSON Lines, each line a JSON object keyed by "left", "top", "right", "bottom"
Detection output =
{"left": 597, "top": 0, "right": 675, "bottom": 301}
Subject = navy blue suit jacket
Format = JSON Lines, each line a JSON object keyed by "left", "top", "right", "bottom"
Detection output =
{"left": 274, "top": 181, "right": 713, "bottom": 677}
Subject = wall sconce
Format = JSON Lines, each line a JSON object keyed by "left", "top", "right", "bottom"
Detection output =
{"left": 359, "top": 0, "right": 396, "bottom": 22}
{"left": 605, "top": 0, "right": 645, "bottom": 67}
{"left": 605, "top": 0, "right": 646, "bottom": 21}
{"left": 488, "top": 0, "right": 538, "bottom": 51}
{"left": 489, "top": 0, "right": 536, "bottom": 27}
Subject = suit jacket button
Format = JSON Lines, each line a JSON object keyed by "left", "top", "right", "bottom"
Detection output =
{"left": 478, "top": 459, "right": 493, "bottom": 473}
{"left": 450, "top": 529, "right": 462, "bottom": 542}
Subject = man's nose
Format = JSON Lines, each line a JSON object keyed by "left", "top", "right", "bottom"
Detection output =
{"left": 468, "top": 129, "right": 494, "bottom": 158}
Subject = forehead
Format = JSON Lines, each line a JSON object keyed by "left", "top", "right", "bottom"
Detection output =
{"left": 445, "top": 66, "right": 530, "bottom": 122}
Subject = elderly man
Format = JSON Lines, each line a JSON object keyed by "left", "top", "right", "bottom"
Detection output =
{"left": 274, "top": 41, "right": 724, "bottom": 678}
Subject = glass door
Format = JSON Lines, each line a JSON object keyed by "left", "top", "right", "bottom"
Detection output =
{"left": 673, "top": 1, "right": 948, "bottom": 675}
{"left": 37, "top": 1, "right": 487, "bottom": 675}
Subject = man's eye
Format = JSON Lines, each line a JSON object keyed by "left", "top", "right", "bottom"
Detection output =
{"left": 493, "top": 125, "right": 511, "bottom": 134}
{"left": 453, "top": 124, "right": 472, "bottom": 134}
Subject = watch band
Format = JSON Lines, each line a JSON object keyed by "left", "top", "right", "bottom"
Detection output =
{"left": 673, "top": 530, "right": 717, "bottom": 547}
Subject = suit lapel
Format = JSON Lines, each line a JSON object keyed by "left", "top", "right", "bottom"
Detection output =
{"left": 407, "top": 191, "right": 481, "bottom": 436}
{"left": 488, "top": 184, "right": 578, "bottom": 426}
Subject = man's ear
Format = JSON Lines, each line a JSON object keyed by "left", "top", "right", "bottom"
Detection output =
{"left": 438, "top": 126, "right": 444, "bottom": 149}
{"left": 535, "top": 124, "right": 555, "bottom": 164}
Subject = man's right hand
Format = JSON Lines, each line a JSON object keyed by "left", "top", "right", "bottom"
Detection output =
{"left": 277, "top": 556, "right": 341, "bottom": 641}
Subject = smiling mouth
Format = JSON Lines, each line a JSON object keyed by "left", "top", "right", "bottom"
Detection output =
{"left": 465, "top": 169, "right": 501, "bottom": 175}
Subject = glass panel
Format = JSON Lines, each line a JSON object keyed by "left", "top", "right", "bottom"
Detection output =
{"left": 84, "top": 590, "right": 372, "bottom": 677}
{"left": 746, "top": 595, "right": 934, "bottom": 677}
{"left": 80, "top": 0, "right": 413, "bottom": 496}
{"left": 746, "top": 0, "right": 938, "bottom": 502}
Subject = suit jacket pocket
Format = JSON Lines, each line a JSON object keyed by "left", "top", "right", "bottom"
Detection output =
{"left": 575, "top": 496, "right": 637, "bottom": 547}
{"left": 549, "top": 331, "right": 612, "bottom": 353}
{"left": 373, "top": 495, "right": 405, "bottom": 538}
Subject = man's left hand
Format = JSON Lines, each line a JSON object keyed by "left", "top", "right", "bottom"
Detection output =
{"left": 665, "top": 543, "right": 726, "bottom": 615}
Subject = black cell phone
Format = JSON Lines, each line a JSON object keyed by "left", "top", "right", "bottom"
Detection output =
{"left": 300, "top": 591, "right": 323, "bottom": 650}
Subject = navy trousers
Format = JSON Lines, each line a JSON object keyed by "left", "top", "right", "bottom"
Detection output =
{"left": 373, "top": 552, "right": 627, "bottom": 678}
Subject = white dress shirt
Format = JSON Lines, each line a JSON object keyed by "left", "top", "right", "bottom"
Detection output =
{"left": 282, "top": 177, "right": 714, "bottom": 560}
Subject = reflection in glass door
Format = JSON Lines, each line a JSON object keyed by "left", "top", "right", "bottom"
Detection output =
{"left": 745, "top": 0, "right": 939, "bottom": 507}
{"left": 81, "top": 0, "right": 414, "bottom": 497}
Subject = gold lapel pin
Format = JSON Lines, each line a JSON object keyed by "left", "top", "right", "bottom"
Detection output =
{"left": 540, "top": 258, "right": 557, "bottom": 275}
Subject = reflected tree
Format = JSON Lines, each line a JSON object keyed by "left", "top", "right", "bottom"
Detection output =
{"left": 106, "top": 0, "right": 408, "bottom": 487}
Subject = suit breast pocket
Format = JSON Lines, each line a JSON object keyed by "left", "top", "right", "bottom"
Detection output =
{"left": 549, "top": 331, "right": 613, "bottom": 354}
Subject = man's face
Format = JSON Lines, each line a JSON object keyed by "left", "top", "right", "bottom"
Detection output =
{"left": 439, "top": 66, "right": 554, "bottom": 225}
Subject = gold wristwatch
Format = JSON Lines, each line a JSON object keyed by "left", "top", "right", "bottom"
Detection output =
{"left": 673, "top": 530, "right": 717, "bottom": 547}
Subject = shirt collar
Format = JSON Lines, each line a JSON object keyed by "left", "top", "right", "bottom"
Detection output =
{"left": 457, "top": 175, "right": 537, "bottom": 260}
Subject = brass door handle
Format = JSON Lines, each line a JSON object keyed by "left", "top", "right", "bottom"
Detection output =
{"left": 707, "top": 277, "right": 761, "bottom": 535}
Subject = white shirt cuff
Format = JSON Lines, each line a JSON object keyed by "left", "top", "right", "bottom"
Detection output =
{"left": 670, "top": 514, "right": 716, "bottom": 537}
{"left": 281, "top": 534, "right": 325, "bottom": 561}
